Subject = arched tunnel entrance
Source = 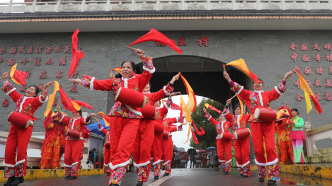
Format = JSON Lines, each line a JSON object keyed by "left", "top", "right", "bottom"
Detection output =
{"left": 137, "top": 55, "right": 252, "bottom": 106}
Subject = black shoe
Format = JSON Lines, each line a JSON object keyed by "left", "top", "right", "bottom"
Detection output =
{"left": 4, "top": 176, "right": 15, "bottom": 186}
{"left": 9, "top": 177, "right": 24, "bottom": 186}
{"left": 154, "top": 176, "right": 159, "bottom": 180}
{"left": 267, "top": 180, "right": 276, "bottom": 185}
{"left": 240, "top": 173, "right": 243, "bottom": 176}
{"left": 110, "top": 185, "right": 119, "bottom": 186}
{"left": 136, "top": 181, "right": 143, "bottom": 186}
{"left": 223, "top": 171, "right": 228, "bottom": 175}
{"left": 259, "top": 178, "right": 265, "bottom": 182}
{"left": 107, "top": 172, "right": 110, "bottom": 176}
{"left": 163, "top": 173, "right": 170, "bottom": 177}
{"left": 68, "top": 176, "right": 77, "bottom": 179}
{"left": 243, "top": 174, "right": 249, "bottom": 177}
{"left": 65, "top": 175, "right": 70, "bottom": 179}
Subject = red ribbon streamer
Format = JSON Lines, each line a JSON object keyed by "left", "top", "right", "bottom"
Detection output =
{"left": 128, "top": 28, "right": 182, "bottom": 55}
{"left": 192, "top": 121, "right": 205, "bottom": 136}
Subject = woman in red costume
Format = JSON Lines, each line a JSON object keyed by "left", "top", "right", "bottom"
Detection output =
{"left": 97, "top": 119, "right": 111, "bottom": 176}
{"left": 152, "top": 97, "right": 172, "bottom": 179}
{"left": 70, "top": 48, "right": 154, "bottom": 186}
{"left": 40, "top": 104, "right": 68, "bottom": 169}
{"left": 223, "top": 99, "right": 252, "bottom": 177}
{"left": 203, "top": 108, "right": 232, "bottom": 174}
{"left": 162, "top": 117, "right": 182, "bottom": 176}
{"left": 55, "top": 105, "right": 94, "bottom": 179}
{"left": 223, "top": 70, "right": 293, "bottom": 185}
{"left": 134, "top": 74, "right": 180, "bottom": 186}
{"left": 2, "top": 71, "right": 52, "bottom": 186}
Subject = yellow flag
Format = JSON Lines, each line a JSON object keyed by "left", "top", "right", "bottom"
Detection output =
{"left": 97, "top": 111, "right": 110, "bottom": 127}
{"left": 180, "top": 95, "right": 191, "bottom": 123}
{"left": 44, "top": 81, "right": 59, "bottom": 117}
{"left": 304, "top": 92, "right": 312, "bottom": 114}
{"left": 180, "top": 74, "right": 196, "bottom": 112}
{"left": 237, "top": 95, "right": 244, "bottom": 121}
{"left": 71, "top": 101, "right": 81, "bottom": 111}
{"left": 204, "top": 103, "right": 210, "bottom": 108}
{"left": 10, "top": 63, "right": 20, "bottom": 85}
{"left": 184, "top": 122, "right": 192, "bottom": 144}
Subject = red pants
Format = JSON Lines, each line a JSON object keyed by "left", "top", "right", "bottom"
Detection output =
{"left": 251, "top": 122, "right": 278, "bottom": 165}
{"left": 104, "top": 145, "right": 110, "bottom": 172}
{"left": 152, "top": 133, "right": 163, "bottom": 165}
{"left": 162, "top": 136, "right": 173, "bottom": 166}
{"left": 216, "top": 139, "right": 232, "bottom": 163}
{"left": 64, "top": 140, "right": 83, "bottom": 176}
{"left": 109, "top": 117, "right": 140, "bottom": 169}
{"left": 133, "top": 119, "right": 154, "bottom": 167}
{"left": 234, "top": 137, "right": 250, "bottom": 167}
{"left": 4, "top": 125, "right": 33, "bottom": 178}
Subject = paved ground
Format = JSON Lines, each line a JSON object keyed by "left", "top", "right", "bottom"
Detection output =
{"left": 19, "top": 168, "right": 332, "bottom": 186}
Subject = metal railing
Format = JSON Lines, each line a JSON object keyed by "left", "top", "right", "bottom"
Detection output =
{"left": 0, "top": 0, "right": 330, "bottom": 13}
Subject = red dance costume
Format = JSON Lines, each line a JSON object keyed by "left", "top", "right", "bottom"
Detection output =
{"left": 152, "top": 100, "right": 172, "bottom": 177}
{"left": 223, "top": 108, "right": 252, "bottom": 177}
{"left": 162, "top": 118, "right": 181, "bottom": 174}
{"left": 2, "top": 82, "right": 48, "bottom": 178}
{"left": 204, "top": 113, "right": 232, "bottom": 173}
{"left": 133, "top": 84, "right": 173, "bottom": 182}
{"left": 57, "top": 113, "right": 91, "bottom": 178}
{"left": 40, "top": 111, "right": 67, "bottom": 169}
{"left": 230, "top": 80, "right": 286, "bottom": 181}
{"left": 78, "top": 54, "right": 154, "bottom": 185}
{"left": 99, "top": 126, "right": 111, "bottom": 173}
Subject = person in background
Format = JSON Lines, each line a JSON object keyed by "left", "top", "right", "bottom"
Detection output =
{"left": 290, "top": 108, "right": 306, "bottom": 164}
{"left": 202, "top": 153, "right": 207, "bottom": 168}
{"left": 40, "top": 104, "right": 67, "bottom": 169}
{"left": 174, "top": 151, "right": 180, "bottom": 168}
{"left": 195, "top": 153, "right": 201, "bottom": 168}
{"left": 209, "top": 150, "right": 216, "bottom": 168}
{"left": 189, "top": 153, "right": 196, "bottom": 168}
{"left": 184, "top": 153, "right": 189, "bottom": 168}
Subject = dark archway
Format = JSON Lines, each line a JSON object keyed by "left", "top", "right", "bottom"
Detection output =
{"left": 137, "top": 55, "right": 252, "bottom": 106}
{"left": 106, "top": 55, "right": 252, "bottom": 112}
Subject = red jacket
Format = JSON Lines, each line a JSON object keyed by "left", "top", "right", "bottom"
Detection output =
{"left": 205, "top": 113, "right": 232, "bottom": 139}
{"left": 58, "top": 113, "right": 91, "bottom": 140}
{"left": 3, "top": 81, "right": 48, "bottom": 124}
{"left": 154, "top": 99, "right": 172, "bottom": 123}
{"left": 223, "top": 108, "right": 251, "bottom": 132}
{"left": 143, "top": 83, "right": 173, "bottom": 119}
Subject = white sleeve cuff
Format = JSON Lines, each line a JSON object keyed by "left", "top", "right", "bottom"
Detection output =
{"left": 207, "top": 115, "right": 212, "bottom": 121}
{"left": 237, "top": 86, "right": 244, "bottom": 95}
{"left": 39, "top": 95, "right": 48, "bottom": 103}
{"left": 5, "top": 88, "right": 16, "bottom": 96}
{"left": 274, "top": 86, "right": 282, "bottom": 95}
{"left": 163, "top": 86, "right": 170, "bottom": 96}
{"left": 90, "top": 77, "right": 95, "bottom": 91}
{"left": 143, "top": 66, "right": 156, "bottom": 74}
